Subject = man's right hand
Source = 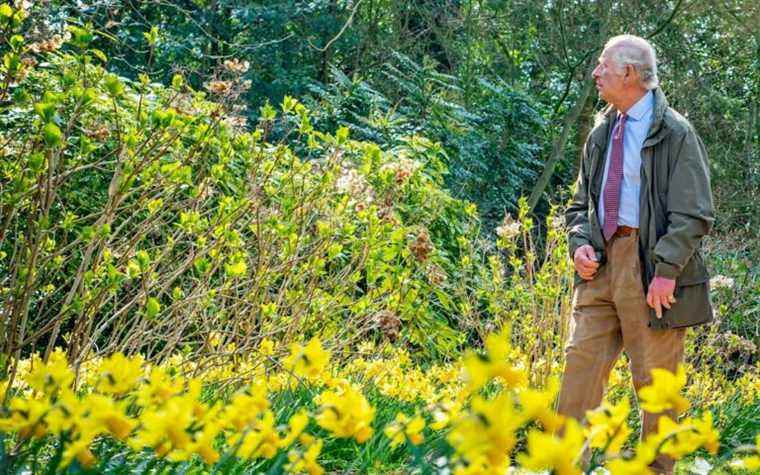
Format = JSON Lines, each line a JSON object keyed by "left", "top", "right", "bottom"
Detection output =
{"left": 573, "top": 244, "right": 599, "bottom": 280}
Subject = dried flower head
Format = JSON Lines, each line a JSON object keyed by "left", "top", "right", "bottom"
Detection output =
{"left": 426, "top": 263, "right": 447, "bottom": 286}
{"left": 21, "top": 56, "right": 37, "bottom": 68}
{"left": 204, "top": 80, "right": 233, "bottom": 95}
{"left": 372, "top": 310, "right": 401, "bottom": 341}
{"left": 223, "top": 115, "right": 248, "bottom": 130}
{"left": 84, "top": 125, "right": 109, "bottom": 141}
{"left": 710, "top": 275, "right": 734, "bottom": 290}
{"left": 335, "top": 168, "right": 369, "bottom": 198}
{"left": 223, "top": 58, "right": 250, "bottom": 74}
{"left": 496, "top": 215, "right": 521, "bottom": 240}
{"left": 409, "top": 229, "right": 433, "bottom": 262}
{"left": 380, "top": 157, "right": 421, "bottom": 185}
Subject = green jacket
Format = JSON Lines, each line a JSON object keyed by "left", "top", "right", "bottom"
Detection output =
{"left": 566, "top": 87, "right": 715, "bottom": 329}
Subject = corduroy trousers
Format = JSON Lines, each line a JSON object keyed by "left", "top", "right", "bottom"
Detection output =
{"left": 557, "top": 230, "right": 686, "bottom": 474}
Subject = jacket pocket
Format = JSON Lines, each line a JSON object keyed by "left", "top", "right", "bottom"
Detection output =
{"left": 676, "top": 250, "right": 709, "bottom": 286}
{"left": 648, "top": 280, "right": 713, "bottom": 329}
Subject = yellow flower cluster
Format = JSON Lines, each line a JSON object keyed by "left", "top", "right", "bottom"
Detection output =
{"left": 442, "top": 329, "right": 723, "bottom": 475}
{"left": 0, "top": 343, "right": 335, "bottom": 471}
{"left": 384, "top": 412, "right": 426, "bottom": 447}
{"left": 313, "top": 380, "right": 374, "bottom": 443}
{"left": 0, "top": 330, "right": 754, "bottom": 474}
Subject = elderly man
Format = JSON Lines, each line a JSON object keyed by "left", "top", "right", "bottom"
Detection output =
{"left": 559, "top": 35, "right": 714, "bottom": 473}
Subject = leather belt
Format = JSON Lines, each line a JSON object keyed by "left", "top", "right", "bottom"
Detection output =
{"left": 612, "top": 225, "right": 638, "bottom": 238}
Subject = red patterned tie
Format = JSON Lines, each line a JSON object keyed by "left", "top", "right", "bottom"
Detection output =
{"left": 602, "top": 113, "right": 627, "bottom": 241}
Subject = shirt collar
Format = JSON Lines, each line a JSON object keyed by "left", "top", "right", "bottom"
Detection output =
{"left": 620, "top": 90, "right": 654, "bottom": 122}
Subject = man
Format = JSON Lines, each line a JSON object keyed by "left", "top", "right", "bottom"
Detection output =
{"left": 559, "top": 35, "right": 714, "bottom": 473}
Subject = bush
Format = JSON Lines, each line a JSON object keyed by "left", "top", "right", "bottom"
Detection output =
{"left": 304, "top": 53, "right": 547, "bottom": 230}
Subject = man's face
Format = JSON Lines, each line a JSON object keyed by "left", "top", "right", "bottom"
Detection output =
{"left": 592, "top": 50, "right": 625, "bottom": 104}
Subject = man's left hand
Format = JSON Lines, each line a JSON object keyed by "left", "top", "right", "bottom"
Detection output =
{"left": 646, "top": 276, "right": 677, "bottom": 319}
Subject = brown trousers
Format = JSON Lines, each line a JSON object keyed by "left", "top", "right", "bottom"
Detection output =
{"left": 557, "top": 231, "right": 686, "bottom": 474}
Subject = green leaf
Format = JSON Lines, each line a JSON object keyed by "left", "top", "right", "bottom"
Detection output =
{"left": 336, "top": 126, "right": 350, "bottom": 144}
{"left": 68, "top": 25, "right": 94, "bottom": 49}
{"left": 42, "top": 122, "right": 62, "bottom": 147}
{"left": 145, "top": 297, "right": 161, "bottom": 319}
{"left": 282, "top": 95, "right": 297, "bottom": 113}
{"left": 225, "top": 259, "right": 247, "bottom": 278}
{"left": 104, "top": 74, "right": 124, "bottom": 97}
{"left": 126, "top": 260, "right": 141, "bottom": 279}
{"left": 135, "top": 250, "right": 151, "bottom": 271}
{"left": 98, "top": 223, "right": 111, "bottom": 238}
{"left": 259, "top": 102, "right": 276, "bottom": 121}
{"left": 0, "top": 4, "right": 13, "bottom": 18}
{"left": 79, "top": 226, "right": 95, "bottom": 241}
{"left": 91, "top": 49, "right": 107, "bottom": 63}
{"left": 171, "top": 73, "right": 184, "bottom": 89}
{"left": 9, "top": 34, "right": 23, "bottom": 50}
{"left": 172, "top": 287, "right": 184, "bottom": 300}
{"left": 327, "top": 243, "right": 343, "bottom": 260}
{"left": 194, "top": 257, "right": 210, "bottom": 274}
{"left": 28, "top": 152, "right": 45, "bottom": 172}
{"left": 143, "top": 26, "right": 159, "bottom": 46}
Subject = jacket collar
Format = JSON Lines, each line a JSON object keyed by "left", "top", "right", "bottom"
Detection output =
{"left": 642, "top": 87, "right": 670, "bottom": 147}
{"left": 589, "top": 87, "right": 671, "bottom": 149}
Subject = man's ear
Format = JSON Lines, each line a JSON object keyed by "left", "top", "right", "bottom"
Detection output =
{"left": 624, "top": 64, "right": 638, "bottom": 85}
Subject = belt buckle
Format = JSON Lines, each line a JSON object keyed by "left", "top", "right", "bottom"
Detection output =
{"left": 616, "top": 226, "right": 635, "bottom": 238}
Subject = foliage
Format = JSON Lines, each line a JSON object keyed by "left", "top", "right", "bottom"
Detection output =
{"left": 305, "top": 54, "right": 547, "bottom": 228}
{"left": 0, "top": 4, "right": 757, "bottom": 474}
{"left": 0, "top": 32, "right": 494, "bottom": 365}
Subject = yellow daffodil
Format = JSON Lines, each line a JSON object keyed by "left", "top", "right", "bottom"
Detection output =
{"left": 730, "top": 434, "right": 760, "bottom": 471}
{"left": 62, "top": 436, "right": 97, "bottom": 469}
{"left": 0, "top": 396, "right": 50, "bottom": 439}
{"left": 383, "top": 412, "right": 425, "bottom": 447}
{"left": 314, "top": 382, "right": 374, "bottom": 443}
{"left": 517, "top": 377, "right": 565, "bottom": 432}
{"left": 605, "top": 452, "right": 655, "bottom": 475}
{"left": 135, "top": 366, "right": 185, "bottom": 408}
{"left": 285, "top": 434, "right": 324, "bottom": 475}
{"left": 516, "top": 418, "right": 584, "bottom": 475}
{"left": 281, "top": 409, "right": 310, "bottom": 447}
{"left": 221, "top": 379, "right": 270, "bottom": 431}
{"left": 429, "top": 396, "right": 464, "bottom": 431}
{"left": 233, "top": 410, "right": 282, "bottom": 459}
{"left": 638, "top": 364, "right": 690, "bottom": 415}
{"left": 585, "top": 398, "right": 631, "bottom": 455}
{"left": 463, "top": 327, "right": 526, "bottom": 393}
{"left": 188, "top": 417, "right": 224, "bottom": 464}
{"left": 45, "top": 388, "right": 87, "bottom": 435}
{"left": 259, "top": 337, "right": 276, "bottom": 357}
{"left": 25, "top": 349, "right": 74, "bottom": 395}
{"left": 95, "top": 352, "right": 144, "bottom": 395}
{"left": 86, "top": 394, "right": 136, "bottom": 440}
{"left": 447, "top": 393, "right": 520, "bottom": 469}
{"left": 655, "top": 412, "right": 719, "bottom": 459}
{"left": 130, "top": 390, "right": 200, "bottom": 457}
{"left": 284, "top": 337, "right": 331, "bottom": 383}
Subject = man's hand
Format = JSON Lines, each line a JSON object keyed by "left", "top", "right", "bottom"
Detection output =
{"left": 573, "top": 245, "right": 599, "bottom": 280}
{"left": 646, "top": 276, "right": 677, "bottom": 319}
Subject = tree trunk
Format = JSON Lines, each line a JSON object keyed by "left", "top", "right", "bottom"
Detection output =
{"left": 527, "top": 60, "right": 596, "bottom": 212}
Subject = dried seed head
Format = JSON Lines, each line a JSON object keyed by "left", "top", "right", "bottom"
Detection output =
{"left": 372, "top": 310, "right": 401, "bottom": 341}
{"left": 409, "top": 229, "right": 433, "bottom": 262}
{"left": 223, "top": 58, "right": 250, "bottom": 74}
{"left": 204, "top": 80, "right": 233, "bottom": 95}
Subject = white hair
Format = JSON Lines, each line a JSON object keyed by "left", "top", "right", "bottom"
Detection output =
{"left": 604, "top": 35, "right": 659, "bottom": 90}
